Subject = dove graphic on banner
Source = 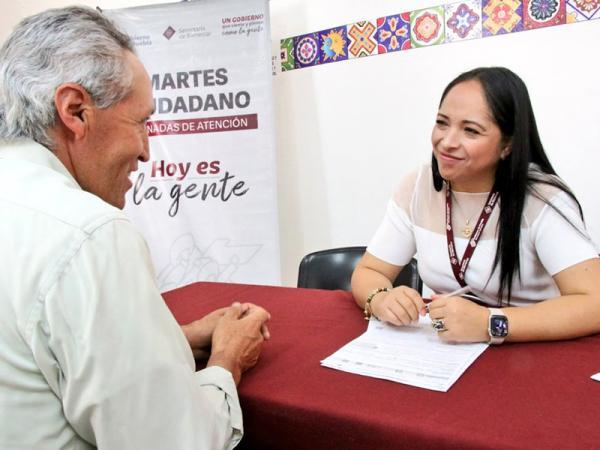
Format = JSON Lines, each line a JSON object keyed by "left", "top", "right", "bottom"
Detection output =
{"left": 157, "top": 234, "right": 262, "bottom": 290}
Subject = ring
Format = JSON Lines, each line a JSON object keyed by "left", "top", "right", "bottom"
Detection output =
{"left": 431, "top": 319, "right": 447, "bottom": 332}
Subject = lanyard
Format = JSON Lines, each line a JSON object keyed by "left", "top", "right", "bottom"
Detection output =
{"left": 445, "top": 185, "right": 499, "bottom": 287}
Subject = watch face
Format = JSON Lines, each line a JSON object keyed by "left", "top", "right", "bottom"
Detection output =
{"left": 490, "top": 315, "right": 508, "bottom": 337}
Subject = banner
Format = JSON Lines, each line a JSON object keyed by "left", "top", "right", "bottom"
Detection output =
{"left": 107, "top": 0, "right": 280, "bottom": 291}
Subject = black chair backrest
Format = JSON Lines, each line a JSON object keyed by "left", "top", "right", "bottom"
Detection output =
{"left": 297, "top": 246, "right": 422, "bottom": 294}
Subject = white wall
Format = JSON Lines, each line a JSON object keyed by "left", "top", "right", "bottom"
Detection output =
{"left": 3, "top": 1, "right": 600, "bottom": 287}
{"left": 269, "top": 0, "right": 600, "bottom": 285}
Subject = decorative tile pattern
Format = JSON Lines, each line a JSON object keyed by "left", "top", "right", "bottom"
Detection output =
{"left": 294, "top": 33, "right": 320, "bottom": 69}
{"left": 445, "top": 1, "right": 483, "bottom": 42}
{"left": 377, "top": 13, "right": 411, "bottom": 53}
{"left": 523, "top": 0, "right": 566, "bottom": 28}
{"left": 482, "top": 0, "right": 524, "bottom": 36}
{"left": 347, "top": 20, "right": 378, "bottom": 58}
{"left": 411, "top": 7, "right": 445, "bottom": 47}
{"left": 280, "top": 37, "right": 295, "bottom": 71}
{"left": 319, "top": 27, "right": 349, "bottom": 64}
{"left": 279, "top": 0, "right": 583, "bottom": 73}
{"left": 566, "top": 0, "right": 600, "bottom": 21}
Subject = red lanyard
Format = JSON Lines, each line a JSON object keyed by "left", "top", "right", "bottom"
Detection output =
{"left": 445, "top": 185, "right": 499, "bottom": 287}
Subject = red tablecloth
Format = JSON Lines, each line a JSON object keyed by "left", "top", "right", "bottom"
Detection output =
{"left": 163, "top": 282, "right": 600, "bottom": 450}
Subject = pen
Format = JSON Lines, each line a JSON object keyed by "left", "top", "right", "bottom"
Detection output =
{"left": 422, "top": 285, "right": 472, "bottom": 304}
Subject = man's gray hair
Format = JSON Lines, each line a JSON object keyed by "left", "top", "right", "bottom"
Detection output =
{"left": 0, "top": 6, "right": 135, "bottom": 148}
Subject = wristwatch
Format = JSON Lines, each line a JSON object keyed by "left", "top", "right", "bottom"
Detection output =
{"left": 487, "top": 308, "right": 508, "bottom": 344}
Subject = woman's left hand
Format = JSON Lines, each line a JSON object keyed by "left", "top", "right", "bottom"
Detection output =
{"left": 427, "top": 296, "right": 490, "bottom": 343}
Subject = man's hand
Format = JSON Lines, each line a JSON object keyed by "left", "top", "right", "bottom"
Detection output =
{"left": 207, "top": 302, "right": 271, "bottom": 385}
{"left": 181, "top": 307, "right": 228, "bottom": 359}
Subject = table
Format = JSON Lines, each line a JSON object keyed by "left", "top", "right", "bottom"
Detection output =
{"left": 163, "top": 282, "right": 600, "bottom": 449}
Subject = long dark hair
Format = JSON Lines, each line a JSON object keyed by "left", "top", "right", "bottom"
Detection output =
{"left": 431, "top": 67, "right": 583, "bottom": 304}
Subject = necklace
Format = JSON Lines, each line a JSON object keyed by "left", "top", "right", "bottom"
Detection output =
{"left": 462, "top": 220, "right": 473, "bottom": 238}
{"left": 452, "top": 194, "right": 477, "bottom": 238}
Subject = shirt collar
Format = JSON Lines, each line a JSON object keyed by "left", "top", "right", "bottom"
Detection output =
{"left": 0, "top": 138, "right": 81, "bottom": 189}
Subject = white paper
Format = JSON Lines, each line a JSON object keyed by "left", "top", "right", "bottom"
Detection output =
{"left": 591, "top": 373, "right": 600, "bottom": 382}
{"left": 321, "top": 316, "right": 488, "bottom": 392}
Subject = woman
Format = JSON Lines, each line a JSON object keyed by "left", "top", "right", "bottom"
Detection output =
{"left": 351, "top": 67, "right": 600, "bottom": 344}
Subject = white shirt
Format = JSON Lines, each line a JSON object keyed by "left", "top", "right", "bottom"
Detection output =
{"left": 0, "top": 140, "right": 242, "bottom": 449}
{"left": 368, "top": 164, "right": 599, "bottom": 306}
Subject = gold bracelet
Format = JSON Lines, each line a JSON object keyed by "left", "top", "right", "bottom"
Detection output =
{"left": 364, "top": 287, "right": 390, "bottom": 320}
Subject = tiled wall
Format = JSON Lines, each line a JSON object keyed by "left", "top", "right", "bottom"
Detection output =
{"left": 280, "top": 0, "right": 598, "bottom": 72}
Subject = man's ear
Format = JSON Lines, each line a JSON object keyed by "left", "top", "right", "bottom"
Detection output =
{"left": 54, "top": 83, "right": 94, "bottom": 140}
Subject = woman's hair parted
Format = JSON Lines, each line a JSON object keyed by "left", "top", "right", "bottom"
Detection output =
{"left": 431, "top": 67, "right": 583, "bottom": 304}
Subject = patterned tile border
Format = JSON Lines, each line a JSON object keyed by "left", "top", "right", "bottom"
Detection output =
{"left": 482, "top": 0, "right": 524, "bottom": 36}
{"left": 280, "top": 0, "right": 598, "bottom": 71}
{"left": 377, "top": 13, "right": 411, "bottom": 53}
{"left": 566, "top": 0, "right": 600, "bottom": 21}
{"left": 348, "top": 20, "right": 378, "bottom": 58}
{"left": 445, "top": 0, "right": 483, "bottom": 42}
{"left": 523, "top": 0, "right": 566, "bottom": 29}
{"left": 411, "top": 6, "right": 446, "bottom": 47}
{"left": 294, "top": 33, "right": 320, "bottom": 69}
{"left": 319, "top": 26, "right": 349, "bottom": 64}
{"left": 280, "top": 37, "right": 295, "bottom": 71}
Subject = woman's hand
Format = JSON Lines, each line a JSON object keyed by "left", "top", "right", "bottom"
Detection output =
{"left": 371, "top": 285, "right": 427, "bottom": 326}
{"left": 427, "top": 296, "right": 489, "bottom": 343}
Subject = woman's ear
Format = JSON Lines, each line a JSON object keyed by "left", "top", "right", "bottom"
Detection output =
{"left": 500, "top": 140, "right": 512, "bottom": 160}
{"left": 53, "top": 83, "right": 94, "bottom": 140}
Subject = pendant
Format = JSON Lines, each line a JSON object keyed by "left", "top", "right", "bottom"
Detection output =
{"left": 462, "top": 226, "right": 472, "bottom": 238}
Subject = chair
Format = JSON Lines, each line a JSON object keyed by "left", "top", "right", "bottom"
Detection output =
{"left": 297, "top": 246, "right": 422, "bottom": 294}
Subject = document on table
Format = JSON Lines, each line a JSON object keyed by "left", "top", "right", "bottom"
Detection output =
{"left": 321, "top": 316, "right": 488, "bottom": 392}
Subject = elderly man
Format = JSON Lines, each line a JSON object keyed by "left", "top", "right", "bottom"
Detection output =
{"left": 0, "top": 6, "right": 270, "bottom": 449}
